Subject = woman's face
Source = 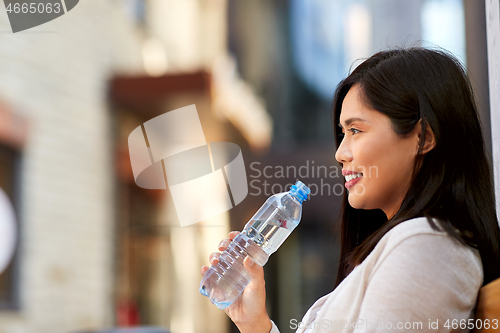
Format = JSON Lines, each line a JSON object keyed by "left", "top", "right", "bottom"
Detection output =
{"left": 335, "top": 84, "right": 420, "bottom": 219}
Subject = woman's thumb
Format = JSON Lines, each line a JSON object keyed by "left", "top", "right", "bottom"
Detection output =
{"left": 243, "top": 256, "right": 264, "bottom": 281}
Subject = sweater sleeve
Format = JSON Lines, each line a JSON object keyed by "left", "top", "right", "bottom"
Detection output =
{"left": 353, "top": 233, "right": 483, "bottom": 332}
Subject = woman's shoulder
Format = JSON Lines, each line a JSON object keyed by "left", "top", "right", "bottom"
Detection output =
{"left": 370, "top": 216, "right": 483, "bottom": 282}
{"left": 364, "top": 216, "right": 481, "bottom": 269}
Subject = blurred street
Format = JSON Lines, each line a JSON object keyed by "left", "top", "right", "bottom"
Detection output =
{"left": 0, "top": 1, "right": 496, "bottom": 333}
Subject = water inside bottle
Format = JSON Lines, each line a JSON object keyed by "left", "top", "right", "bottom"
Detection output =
{"left": 200, "top": 182, "right": 310, "bottom": 309}
{"left": 244, "top": 217, "right": 299, "bottom": 254}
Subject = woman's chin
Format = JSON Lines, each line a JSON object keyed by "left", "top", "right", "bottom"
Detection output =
{"left": 347, "top": 195, "right": 362, "bottom": 209}
{"left": 347, "top": 191, "right": 371, "bottom": 210}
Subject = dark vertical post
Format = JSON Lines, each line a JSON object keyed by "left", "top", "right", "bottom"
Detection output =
{"left": 464, "top": 0, "right": 492, "bottom": 163}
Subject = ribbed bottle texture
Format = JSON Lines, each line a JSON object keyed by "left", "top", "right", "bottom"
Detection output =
{"left": 200, "top": 181, "right": 311, "bottom": 309}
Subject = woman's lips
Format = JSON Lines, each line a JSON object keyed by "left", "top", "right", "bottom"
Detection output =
{"left": 345, "top": 175, "right": 362, "bottom": 189}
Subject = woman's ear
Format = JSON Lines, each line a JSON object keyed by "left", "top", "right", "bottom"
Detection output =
{"left": 416, "top": 118, "right": 436, "bottom": 155}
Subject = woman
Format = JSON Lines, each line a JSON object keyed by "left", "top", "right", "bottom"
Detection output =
{"left": 201, "top": 47, "right": 500, "bottom": 332}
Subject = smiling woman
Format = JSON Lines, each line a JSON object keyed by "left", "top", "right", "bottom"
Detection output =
{"left": 335, "top": 84, "right": 434, "bottom": 219}
{"left": 201, "top": 47, "right": 500, "bottom": 333}
{"left": 324, "top": 47, "right": 500, "bottom": 333}
{"left": 331, "top": 47, "right": 500, "bottom": 289}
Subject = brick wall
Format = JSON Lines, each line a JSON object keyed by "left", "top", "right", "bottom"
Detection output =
{"left": 0, "top": 1, "right": 143, "bottom": 332}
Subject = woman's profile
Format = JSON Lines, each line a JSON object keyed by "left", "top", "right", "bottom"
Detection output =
{"left": 201, "top": 47, "right": 500, "bottom": 333}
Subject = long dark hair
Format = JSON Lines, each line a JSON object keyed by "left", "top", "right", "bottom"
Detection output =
{"left": 332, "top": 47, "right": 500, "bottom": 288}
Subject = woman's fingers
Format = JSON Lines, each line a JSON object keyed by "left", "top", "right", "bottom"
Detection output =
{"left": 229, "top": 231, "right": 240, "bottom": 240}
{"left": 219, "top": 231, "right": 240, "bottom": 251}
{"left": 209, "top": 252, "right": 220, "bottom": 265}
{"left": 218, "top": 238, "right": 231, "bottom": 251}
{"left": 201, "top": 231, "right": 240, "bottom": 276}
{"left": 201, "top": 252, "right": 221, "bottom": 275}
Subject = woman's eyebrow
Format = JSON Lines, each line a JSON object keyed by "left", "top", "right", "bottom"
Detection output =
{"left": 338, "top": 117, "right": 370, "bottom": 128}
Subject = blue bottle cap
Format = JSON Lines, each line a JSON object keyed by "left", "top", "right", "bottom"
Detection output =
{"left": 290, "top": 180, "right": 311, "bottom": 203}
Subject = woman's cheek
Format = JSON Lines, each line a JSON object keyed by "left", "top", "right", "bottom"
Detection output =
{"left": 364, "top": 172, "right": 387, "bottom": 203}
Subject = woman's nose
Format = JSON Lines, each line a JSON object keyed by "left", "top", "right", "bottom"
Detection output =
{"left": 335, "top": 139, "right": 353, "bottom": 164}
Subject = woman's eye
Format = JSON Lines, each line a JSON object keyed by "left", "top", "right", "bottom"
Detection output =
{"left": 348, "top": 128, "right": 360, "bottom": 135}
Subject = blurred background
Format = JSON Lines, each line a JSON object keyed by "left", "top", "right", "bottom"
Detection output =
{"left": 0, "top": 0, "right": 497, "bottom": 332}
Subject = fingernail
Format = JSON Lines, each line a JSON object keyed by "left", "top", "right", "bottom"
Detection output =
{"left": 247, "top": 257, "right": 254, "bottom": 267}
{"left": 218, "top": 240, "right": 226, "bottom": 250}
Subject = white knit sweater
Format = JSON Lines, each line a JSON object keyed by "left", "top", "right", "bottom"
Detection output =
{"left": 269, "top": 216, "right": 483, "bottom": 333}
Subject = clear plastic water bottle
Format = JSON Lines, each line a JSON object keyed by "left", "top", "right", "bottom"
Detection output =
{"left": 199, "top": 180, "right": 311, "bottom": 309}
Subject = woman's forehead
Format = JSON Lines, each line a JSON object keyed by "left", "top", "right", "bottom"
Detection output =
{"left": 340, "top": 87, "right": 376, "bottom": 125}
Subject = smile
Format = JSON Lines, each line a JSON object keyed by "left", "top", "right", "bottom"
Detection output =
{"left": 344, "top": 173, "right": 363, "bottom": 182}
{"left": 344, "top": 173, "right": 363, "bottom": 189}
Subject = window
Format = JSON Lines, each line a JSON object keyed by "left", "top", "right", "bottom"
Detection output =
{"left": 0, "top": 143, "right": 21, "bottom": 309}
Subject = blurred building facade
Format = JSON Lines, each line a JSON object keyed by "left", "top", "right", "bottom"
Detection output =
{"left": 0, "top": 1, "right": 142, "bottom": 332}
{"left": 0, "top": 0, "right": 271, "bottom": 333}
{"left": 0, "top": 1, "right": 143, "bottom": 332}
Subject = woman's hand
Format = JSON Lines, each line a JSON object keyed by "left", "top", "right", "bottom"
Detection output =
{"left": 201, "top": 231, "right": 272, "bottom": 333}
